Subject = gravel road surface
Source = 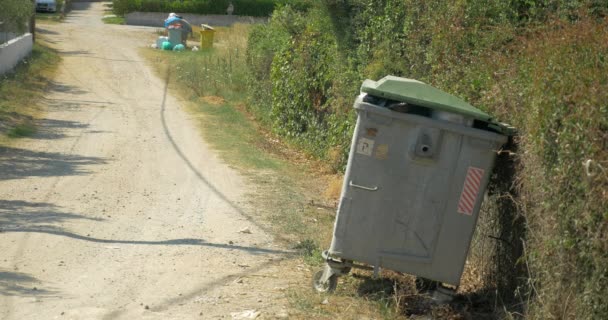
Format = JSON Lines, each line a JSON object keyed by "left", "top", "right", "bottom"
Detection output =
{"left": 0, "top": 2, "right": 292, "bottom": 319}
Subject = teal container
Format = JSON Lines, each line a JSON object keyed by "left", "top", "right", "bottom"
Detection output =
{"left": 161, "top": 41, "right": 173, "bottom": 51}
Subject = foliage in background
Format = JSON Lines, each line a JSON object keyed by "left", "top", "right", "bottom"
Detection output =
{"left": 245, "top": 0, "right": 608, "bottom": 318}
{"left": 0, "top": 0, "right": 34, "bottom": 34}
{"left": 112, "top": 0, "right": 311, "bottom": 17}
{"left": 246, "top": 5, "right": 357, "bottom": 171}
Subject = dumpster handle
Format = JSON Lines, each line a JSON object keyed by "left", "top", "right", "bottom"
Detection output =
{"left": 349, "top": 181, "right": 379, "bottom": 191}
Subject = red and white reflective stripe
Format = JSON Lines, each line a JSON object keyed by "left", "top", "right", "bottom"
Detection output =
{"left": 457, "top": 167, "right": 485, "bottom": 215}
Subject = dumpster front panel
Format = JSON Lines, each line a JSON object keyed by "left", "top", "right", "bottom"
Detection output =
{"left": 329, "top": 98, "right": 506, "bottom": 286}
{"left": 168, "top": 29, "right": 186, "bottom": 46}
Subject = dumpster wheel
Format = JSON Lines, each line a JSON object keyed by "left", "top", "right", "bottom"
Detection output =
{"left": 312, "top": 270, "right": 338, "bottom": 293}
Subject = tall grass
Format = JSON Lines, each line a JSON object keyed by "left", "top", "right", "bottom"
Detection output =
{"left": 173, "top": 26, "right": 249, "bottom": 99}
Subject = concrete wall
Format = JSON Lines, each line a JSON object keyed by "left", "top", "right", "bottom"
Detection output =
{"left": 0, "top": 32, "right": 20, "bottom": 45}
{"left": 0, "top": 33, "right": 33, "bottom": 75}
{"left": 125, "top": 12, "right": 267, "bottom": 28}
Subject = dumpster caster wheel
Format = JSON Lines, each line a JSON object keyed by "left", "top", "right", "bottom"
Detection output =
{"left": 313, "top": 270, "right": 338, "bottom": 293}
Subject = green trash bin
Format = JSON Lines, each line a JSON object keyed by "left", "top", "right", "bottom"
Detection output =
{"left": 313, "top": 76, "right": 514, "bottom": 294}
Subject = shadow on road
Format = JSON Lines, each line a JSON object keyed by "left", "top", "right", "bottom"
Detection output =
{"left": 0, "top": 271, "right": 58, "bottom": 298}
{"left": 0, "top": 146, "right": 107, "bottom": 180}
{"left": 43, "top": 97, "right": 114, "bottom": 112}
{"left": 57, "top": 49, "right": 91, "bottom": 56}
{"left": 33, "top": 118, "right": 90, "bottom": 140}
{"left": 1, "top": 226, "right": 293, "bottom": 256}
{"left": 130, "top": 257, "right": 291, "bottom": 316}
{"left": 49, "top": 80, "right": 89, "bottom": 95}
{"left": 62, "top": 55, "right": 143, "bottom": 63}
{"left": 0, "top": 200, "right": 103, "bottom": 226}
{"left": 35, "top": 28, "right": 59, "bottom": 35}
{"left": 0, "top": 200, "right": 293, "bottom": 256}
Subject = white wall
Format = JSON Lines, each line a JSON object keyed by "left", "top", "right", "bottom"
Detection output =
{"left": 1, "top": 32, "right": 20, "bottom": 45}
{"left": 0, "top": 33, "right": 33, "bottom": 76}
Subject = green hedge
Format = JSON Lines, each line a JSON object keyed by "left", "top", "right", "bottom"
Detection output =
{"left": 246, "top": 0, "right": 608, "bottom": 318}
{"left": 0, "top": 0, "right": 34, "bottom": 33}
{"left": 112, "top": 0, "right": 311, "bottom": 17}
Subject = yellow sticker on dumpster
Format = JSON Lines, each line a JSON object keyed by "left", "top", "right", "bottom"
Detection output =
{"left": 374, "top": 144, "right": 389, "bottom": 160}
{"left": 356, "top": 137, "right": 374, "bottom": 156}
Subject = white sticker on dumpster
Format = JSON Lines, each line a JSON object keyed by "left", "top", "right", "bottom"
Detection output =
{"left": 457, "top": 166, "right": 485, "bottom": 216}
{"left": 356, "top": 138, "right": 374, "bottom": 156}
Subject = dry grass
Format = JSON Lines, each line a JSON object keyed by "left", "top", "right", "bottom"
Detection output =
{"left": 322, "top": 174, "right": 343, "bottom": 203}
{"left": 200, "top": 95, "right": 225, "bottom": 105}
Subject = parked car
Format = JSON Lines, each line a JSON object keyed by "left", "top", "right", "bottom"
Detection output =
{"left": 36, "top": 0, "right": 57, "bottom": 13}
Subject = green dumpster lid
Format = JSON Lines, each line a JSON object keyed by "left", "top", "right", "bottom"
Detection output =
{"left": 361, "top": 76, "right": 492, "bottom": 122}
{"left": 360, "top": 76, "right": 516, "bottom": 135}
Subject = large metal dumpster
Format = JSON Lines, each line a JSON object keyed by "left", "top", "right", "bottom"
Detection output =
{"left": 314, "top": 76, "right": 512, "bottom": 293}
{"left": 166, "top": 17, "right": 192, "bottom": 47}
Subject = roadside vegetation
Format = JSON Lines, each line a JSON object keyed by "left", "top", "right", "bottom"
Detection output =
{"left": 143, "top": 0, "right": 607, "bottom": 318}
{"left": 112, "top": 0, "right": 311, "bottom": 17}
{"left": 102, "top": 15, "right": 125, "bottom": 25}
{"left": 0, "top": 0, "right": 34, "bottom": 33}
{"left": 101, "top": 2, "right": 125, "bottom": 25}
{"left": 0, "top": 43, "right": 61, "bottom": 142}
{"left": 245, "top": 1, "right": 608, "bottom": 319}
{"left": 1, "top": 1, "right": 61, "bottom": 142}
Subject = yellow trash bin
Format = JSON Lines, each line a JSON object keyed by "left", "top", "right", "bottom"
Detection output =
{"left": 199, "top": 24, "right": 215, "bottom": 49}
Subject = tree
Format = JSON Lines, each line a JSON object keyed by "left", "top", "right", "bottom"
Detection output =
{"left": 0, "top": 0, "right": 35, "bottom": 33}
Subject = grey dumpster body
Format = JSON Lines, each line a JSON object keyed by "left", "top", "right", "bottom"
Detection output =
{"left": 168, "top": 28, "right": 188, "bottom": 46}
{"left": 314, "top": 76, "right": 511, "bottom": 292}
{"left": 166, "top": 19, "right": 192, "bottom": 47}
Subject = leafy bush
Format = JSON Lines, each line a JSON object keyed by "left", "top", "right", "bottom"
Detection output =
{"left": 246, "top": 5, "right": 358, "bottom": 170}
{"left": 0, "top": 0, "right": 34, "bottom": 33}
{"left": 501, "top": 19, "right": 608, "bottom": 319}
{"left": 112, "top": 0, "right": 311, "bottom": 17}
{"left": 246, "top": 0, "right": 608, "bottom": 318}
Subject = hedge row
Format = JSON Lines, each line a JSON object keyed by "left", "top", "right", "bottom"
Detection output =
{"left": 246, "top": 1, "right": 607, "bottom": 318}
{"left": 0, "top": 0, "right": 34, "bottom": 33}
{"left": 112, "top": 0, "right": 310, "bottom": 17}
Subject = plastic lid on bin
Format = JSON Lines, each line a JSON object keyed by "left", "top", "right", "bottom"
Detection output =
{"left": 361, "top": 76, "right": 516, "bottom": 135}
{"left": 361, "top": 76, "right": 492, "bottom": 122}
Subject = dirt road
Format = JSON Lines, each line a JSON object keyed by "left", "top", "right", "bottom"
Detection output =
{"left": 0, "top": 2, "right": 293, "bottom": 319}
